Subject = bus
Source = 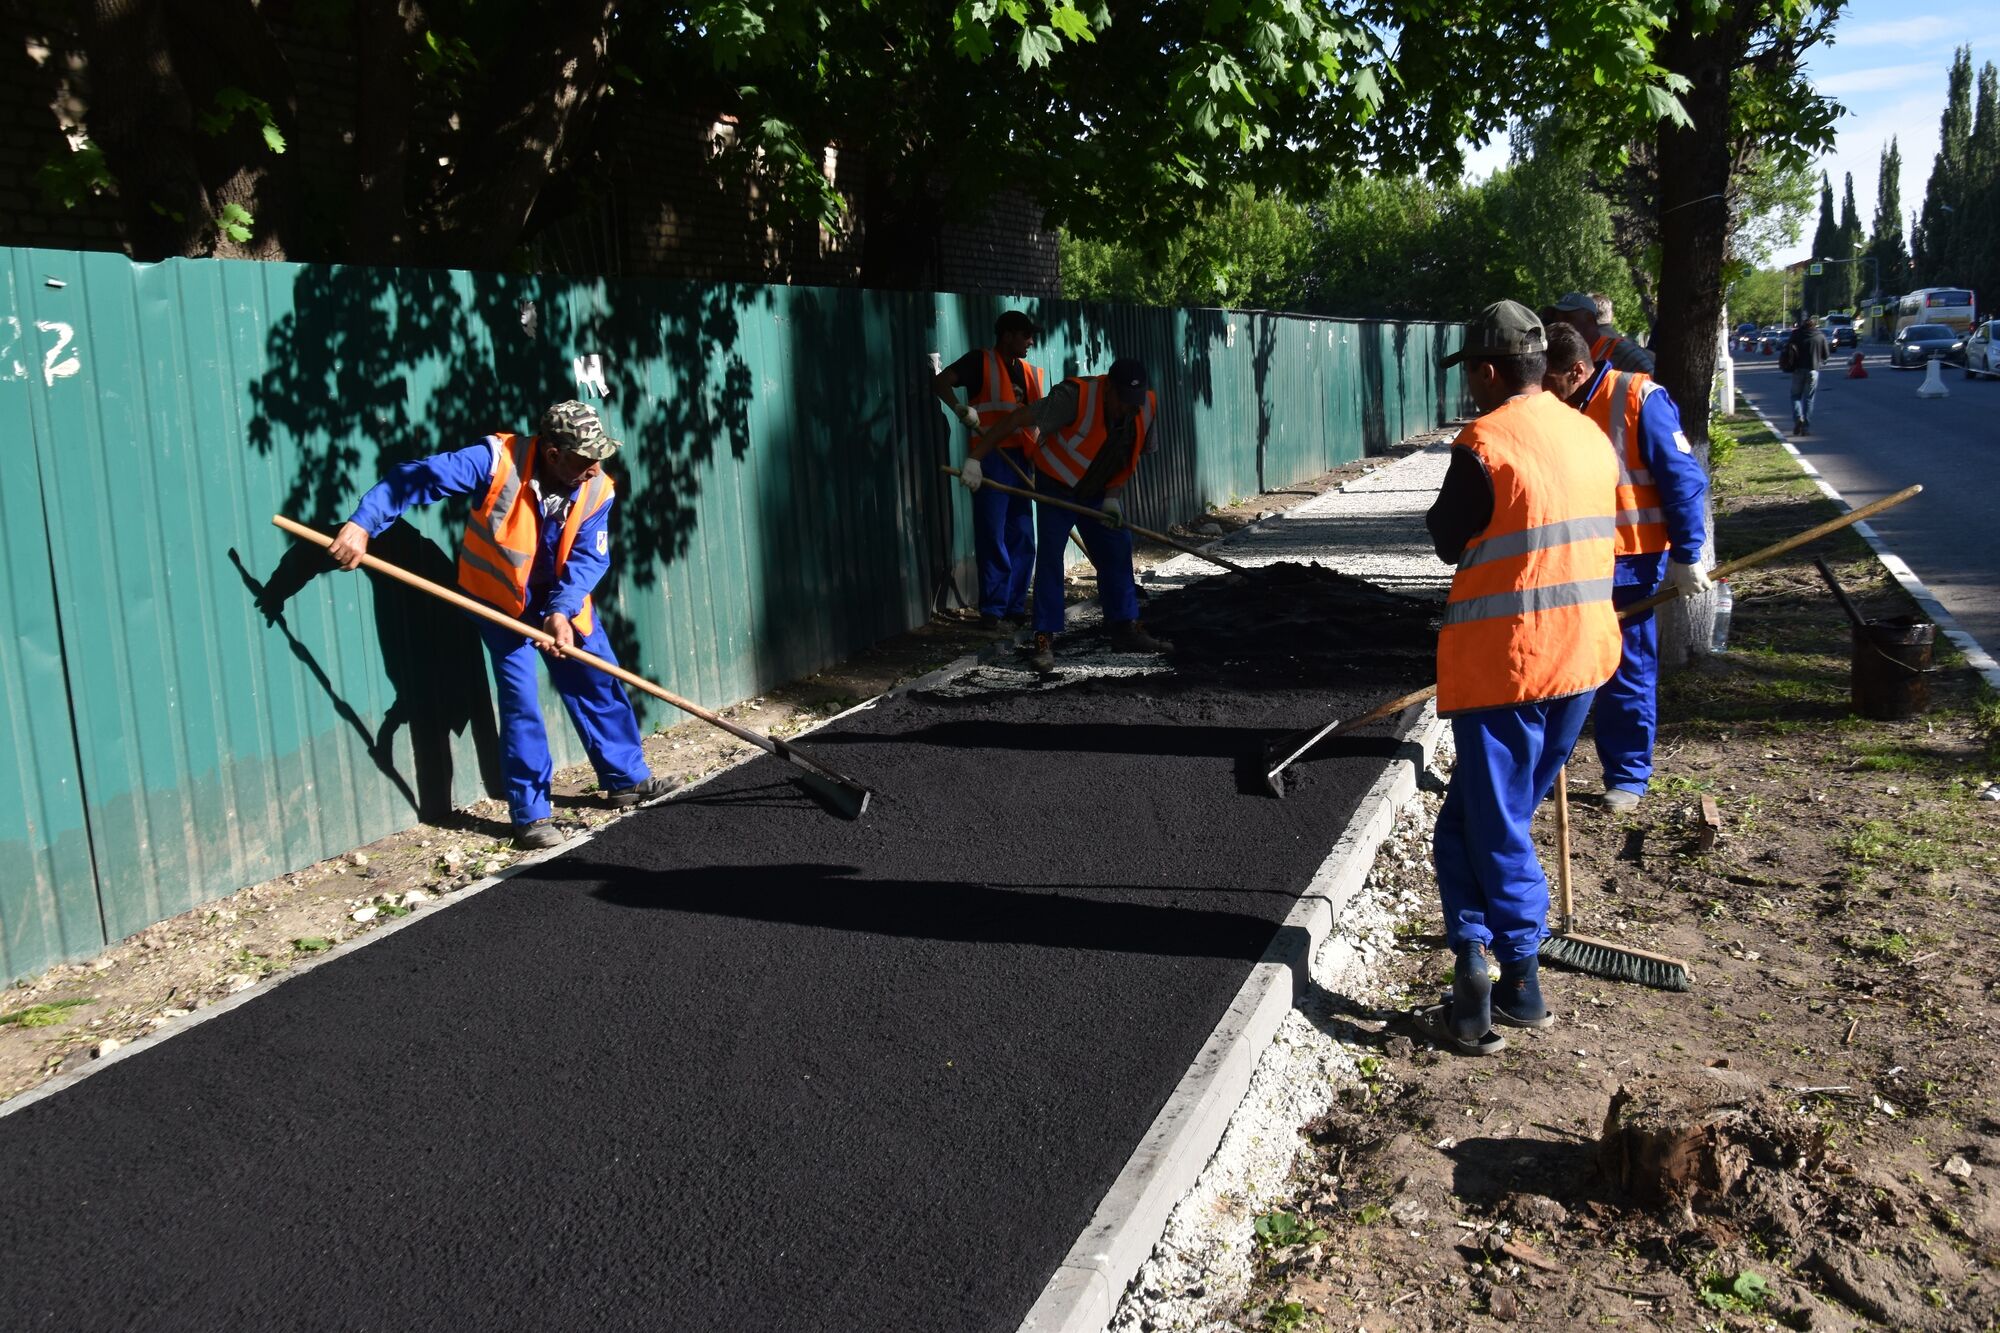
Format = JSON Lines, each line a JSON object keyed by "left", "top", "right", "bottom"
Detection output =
{"left": 1893, "top": 287, "right": 1977, "bottom": 336}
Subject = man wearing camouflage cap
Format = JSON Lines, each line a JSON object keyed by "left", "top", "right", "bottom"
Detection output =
{"left": 329, "top": 400, "right": 673, "bottom": 848}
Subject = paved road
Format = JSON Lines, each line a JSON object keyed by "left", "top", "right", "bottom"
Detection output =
{"left": 1731, "top": 350, "right": 2000, "bottom": 653}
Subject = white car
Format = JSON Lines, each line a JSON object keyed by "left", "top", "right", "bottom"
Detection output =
{"left": 1965, "top": 320, "right": 2000, "bottom": 379}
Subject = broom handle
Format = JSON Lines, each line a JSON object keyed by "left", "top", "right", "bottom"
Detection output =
{"left": 1555, "top": 765, "right": 1575, "bottom": 935}
{"left": 271, "top": 515, "right": 786, "bottom": 759}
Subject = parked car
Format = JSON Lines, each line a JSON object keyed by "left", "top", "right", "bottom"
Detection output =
{"left": 1891, "top": 323, "right": 1966, "bottom": 368}
{"left": 1965, "top": 320, "right": 2000, "bottom": 379}
{"left": 1735, "top": 321, "right": 1759, "bottom": 352}
{"left": 1759, "top": 326, "right": 1787, "bottom": 355}
{"left": 1823, "top": 314, "right": 1858, "bottom": 349}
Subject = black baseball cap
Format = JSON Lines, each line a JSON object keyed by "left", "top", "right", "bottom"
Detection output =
{"left": 1440, "top": 300, "right": 1547, "bottom": 368}
{"left": 995, "top": 310, "right": 1040, "bottom": 338}
{"left": 1106, "top": 356, "right": 1149, "bottom": 407}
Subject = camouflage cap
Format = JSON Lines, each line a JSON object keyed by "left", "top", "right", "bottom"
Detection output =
{"left": 538, "top": 400, "right": 621, "bottom": 460}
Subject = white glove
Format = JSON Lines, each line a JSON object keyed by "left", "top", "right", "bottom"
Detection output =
{"left": 959, "top": 457, "right": 983, "bottom": 491}
{"left": 954, "top": 401, "right": 980, "bottom": 428}
{"left": 1099, "top": 496, "right": 1124, "bottom": 528}
{"left": 1667, "top": 559, "right": 1713, "bottom": 597}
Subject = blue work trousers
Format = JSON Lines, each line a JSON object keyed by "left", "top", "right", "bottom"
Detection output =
{"left": 1032, "top": 485, "right": 1139, "bottom": 635}
{"left": 1592, "top": 553, "right": 1666, "bottom": 793}
{"left": 973, "top": 448, "right": 1036, "bottom": 618}
{"left": 1433, "top": 691, "right": 1594, "bottom": 965}
{"left": 479, "top": 615, "right": 652, "bottom": 826}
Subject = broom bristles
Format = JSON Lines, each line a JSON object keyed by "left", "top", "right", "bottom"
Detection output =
{"left": 1541, "top": 932, "right": 1692, "bottom": 992}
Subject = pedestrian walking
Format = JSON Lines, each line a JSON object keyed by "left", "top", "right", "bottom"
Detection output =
{"left": 1780, "top": 315, "right": 1831, "bottom": 434}
{"left": 327, "top": 400, "right": 673, "bottom": 849}
{"left": 1539, "top": 290, "right": 1655, "bottom": 374}
{"left": 961, "top": 357, "right": 1170, "bottom": 673}
{"left": 1542, "top": 322, "right": 1712, "bottom": 812}
{"left": 1420, "top": 302, "right": 1623, "bottom": 1055}
{"left": 934, "top": 311, "right": 1045, "bottom": 628}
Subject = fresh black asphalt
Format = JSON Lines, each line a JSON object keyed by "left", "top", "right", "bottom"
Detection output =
{"left": 0, "top": 570, "right": 1435, "bottom": 1332}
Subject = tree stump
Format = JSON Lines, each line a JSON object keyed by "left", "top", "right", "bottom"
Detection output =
{"left": 1597, "top": 1070, "right": 1767, "bottom": 1210}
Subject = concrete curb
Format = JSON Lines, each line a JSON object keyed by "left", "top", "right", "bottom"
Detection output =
{"left": 1740, "top": 404, "right": 2000, "bottom": 691}
{"left": 0, "top": 645, "right": 990, "bottom": 1123}
{"left": 1017, "top": 703, "right": 1446, "bottom": 1333}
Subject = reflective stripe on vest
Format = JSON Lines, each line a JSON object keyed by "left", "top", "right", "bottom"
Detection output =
{"left": 1586, "top": 370, "right": 1671, "bottom": 556}
{"left": 456, "top": 433, "right": 615, "bottom": 636}
{"left": 1031, "top": 376, "right": 1154, "bottom": 492}
{"left": 1435, "top": 393, "right": 1622, "bottom": 715}
{"left": 970, "top": 349, "right": 1043, "bottom": 448}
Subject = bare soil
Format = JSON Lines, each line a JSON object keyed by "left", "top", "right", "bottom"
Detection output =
{"left": 1234, "top": 415, "right": 2000, "bottom": 1332}
{"left": 0, "top": 444, "right": 1422, "bottom": 1105}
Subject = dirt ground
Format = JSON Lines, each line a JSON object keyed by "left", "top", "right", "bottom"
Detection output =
{"left": 1233, "top": 415, "right": 2000, "bottom": 1332}
{"left": 0, "top": 443, "right": 1425, "bottom": 1106}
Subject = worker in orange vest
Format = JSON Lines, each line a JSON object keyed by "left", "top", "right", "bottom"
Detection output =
{"left": 962, "top": 357, "right": 1171, "bottom": 673}
{"left": 327, "top": 401, "right": 673, "bottom": 850}
{"left": 1541, "top": 290, "right": 1654, "bottom": 375}
{"left": 1420, "top": 302, "right": 1623, "bottom": 1055}
{"left": 933, "top": 311, "right": 1045, "bottom": 628}
{"left": 1542, "top": 323, "right": 1712, "bottom": 812}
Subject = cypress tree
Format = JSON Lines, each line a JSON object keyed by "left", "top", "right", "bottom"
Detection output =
{"left": 1870, "top": 138, "right": 1912, "bottom": 300}
{"left": 1808, "top": 170, "right": 1837, "bottom": 314}
{"left": 1837, "top": 171, "right": 1863, "bottom": 309}
{"left": 1914, "top": 46, "right": 1974, "bottom": 285}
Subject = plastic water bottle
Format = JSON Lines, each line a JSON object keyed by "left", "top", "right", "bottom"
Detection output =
{"left": 1710, "top": 580, "right": 1734, "bottom": 653}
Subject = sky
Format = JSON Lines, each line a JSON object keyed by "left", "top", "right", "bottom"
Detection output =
{"left": 1458, "top": 2, "right": 1985, "bottom": 273}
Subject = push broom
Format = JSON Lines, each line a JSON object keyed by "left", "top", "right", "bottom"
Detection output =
{"left": 1542, "top": 766, "right": 1690, "bottom": 990}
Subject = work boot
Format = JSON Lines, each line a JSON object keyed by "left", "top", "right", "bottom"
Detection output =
{"left": 977, "top": 613, "right": 1007, "bottom": 632}
{"left": 1109, "top": 621, "right": 1172, "bottom": 654}
{"left": 1494, "top": 955, "right": 1554, "bottom": 1029}
{"left": 1449, "top": 942, "right": 1500, "bottom": 1043}
{"left": 1024, "top": 632, "right": 1057, "bottom": 673}
{"left": 605, "top": 773, "right": 678, "bottom": 809}
{"left": 512, "top": 819, "right": 562, "bottom": 851}
{"left": 1004, "top": 612, "right": 1030, "bottom": 629}
{"left": 1601, "top": 786, "right": 1642, "bottom": 813}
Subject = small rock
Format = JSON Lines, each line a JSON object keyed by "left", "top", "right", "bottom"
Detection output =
{"left": 221, "top": 973, "right": 255, "bottom": 993}
{"left": 348, "top": 851, "right": 370, "bottom": 869}
{"left": 1385, "top": 1035, "right": 1415, "bottom": 1059}
{"left": 440, "top": 846, "right": 465, "bottom": 870}
{"left": 1943, "top": 1155, "right": 1974, "bottom": 1180}
{"left": 91, "top": 1037, "right": 124, "bottom": 1059}
{"left": 474, "top": 859, "right": 503, "bottom": 877}
{"left": 1489, "top": 1286, "right": 1520, "bottom": 1321}
{"left": 351, "top": 905, "right": 378, "bottom": 924}
{"left": 1389, "top": 1198, "right": 1430, "bottom": 1228}
{"left": 402, "top": 891, "right": 432, "bottom": 909}
{"left": 90, "top": 958, "right": 114, "bottom": 973}
{"left": 1503, "top": 1193, "right": 1570, "bottom": 1229}
{"left": 1196, "top": 522, "right": 1225, "bottom": 536}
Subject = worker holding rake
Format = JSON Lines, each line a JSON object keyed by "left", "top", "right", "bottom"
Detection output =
{"left": 963, "top": 356, "right": 1171, "bottom": 673}
{"left": 934, "top": 310, "right": 1046, "bottom": 630}
{"left": 326, "top": 400, "right": 673, "bottom": 850}
{"left": 1418, "top": 302, "right": 1622, "bottom": 1055}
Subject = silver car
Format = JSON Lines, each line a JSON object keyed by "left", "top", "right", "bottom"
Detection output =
{"left": 1964, "top": 320, "right": 2000, "bottom": 379}
{"left": 1891, "top": 323, "right": 1966, "bottom": 369}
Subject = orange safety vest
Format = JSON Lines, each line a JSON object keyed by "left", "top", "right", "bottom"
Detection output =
{"left": 1028, "top": 375, "right": 1157, "bottom": 492}
{"left": 1436, "top": 393, "right": 1622, "bottom": 715}
{"left": 969, "top": 348, "right": 1044, "bottom": 451}
{"left": 1580, "top": 369, "right": 1671, "bottom": 556}
{"left": 456, "top": 433, "right": 615, "bottom": 636}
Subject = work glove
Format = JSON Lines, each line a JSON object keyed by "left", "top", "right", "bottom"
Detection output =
{"left": 1099, "top": 496, "right": 1124, "bottom": 528}
{"left": 958, "top": 457, "right": 984, "bottom": 491}
{"left": 954, "top": 401, "right": 980, "bottom": 429}
{"left": 1667, "top": 559, "right": 1713, "bottom": 598}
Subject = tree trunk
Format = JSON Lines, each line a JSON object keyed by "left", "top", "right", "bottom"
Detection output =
{"left": 856, "top": 149, "right": 943, "bottom": 290}
{"left": 349, "top": 0, "right": 423, "bottom": 264}
{"left": 438, "top": 0, "right": 617, "bottom": 270}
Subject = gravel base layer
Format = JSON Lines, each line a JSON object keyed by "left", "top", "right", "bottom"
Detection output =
{"left": 0, "top": 571, "right": 1433, "bottom": 1333}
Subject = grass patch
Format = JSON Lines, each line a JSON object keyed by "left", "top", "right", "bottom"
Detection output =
{"left": 1846, "top": 930, "right": 1915, "bottom": 962}
{"left": 0, "top": 995, "right": 94, "bottom": 1028}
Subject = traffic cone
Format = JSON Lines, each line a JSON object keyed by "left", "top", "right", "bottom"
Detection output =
{"left": 1847, "top": 351, "right": 1867, "bottom": 378}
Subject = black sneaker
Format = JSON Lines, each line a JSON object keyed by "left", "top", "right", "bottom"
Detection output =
{"left": 513, "top": 819, "right": 562, "bottom": 851}
{"left": 1025, "top": 632, "right": 1057, "bottom": 673}
{"left": 1110, "top": 621, "right": 1172, "bottom": 653}
{"left": 604, "top": 774, "right": 678, "bottom": 808}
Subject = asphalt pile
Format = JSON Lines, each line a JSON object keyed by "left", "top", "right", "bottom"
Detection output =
{"left": 0, "top": 573, "right": 1433, "bottom": 1333}
{"left": 1141, "top": 560, "right": 1439, "bottom": 687}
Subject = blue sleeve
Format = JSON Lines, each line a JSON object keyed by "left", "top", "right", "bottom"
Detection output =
{"left": 346, "top": 442, "right": 496, "bottom": 536}
{"left": 548, "top": 494, "right": 613, "bottom": 619}
{"left": 1635, "top": 388, "right": 1709, "bottom": 563}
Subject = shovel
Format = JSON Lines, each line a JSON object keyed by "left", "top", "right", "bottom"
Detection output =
{"left": 272, "top": 516, "right": 874, "bottom": 819}
{"left": 942, "top": 466, "right": 1252, "bottom": 574}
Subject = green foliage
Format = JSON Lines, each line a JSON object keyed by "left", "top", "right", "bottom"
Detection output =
{"left": 215, "top": 203, "right": 256, "bottom": 245}
{"left": 1868, "top": 138, "right": 1912, "bottom": 295}
{"left": 1253, "top": 1210, "right": 1330, "bottom": 1247}
{"left": 34, "top": 140, "right": 115, "bottom": 210}
{"left": 1059, "top": 186, "right": 1312, "bottom": 308}
{"left": 1699, "top": 1270, "right": 1771, "bottom": 1313}
{"left": 0, "top": 996, "right": 94, "bottom": 1028}
{"left": 1262, "top": 1301, "right": 1310, "bottom": 1332}
{"left": 197, "top": 87, "right": 287, "bottom": 155}
{"left": 292, "top": 936, "right": 334, "bottom": 954}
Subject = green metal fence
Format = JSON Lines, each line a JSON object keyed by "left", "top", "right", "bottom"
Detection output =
{"left": 0, "top": 246, "right": 1468, "bottom": 981}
